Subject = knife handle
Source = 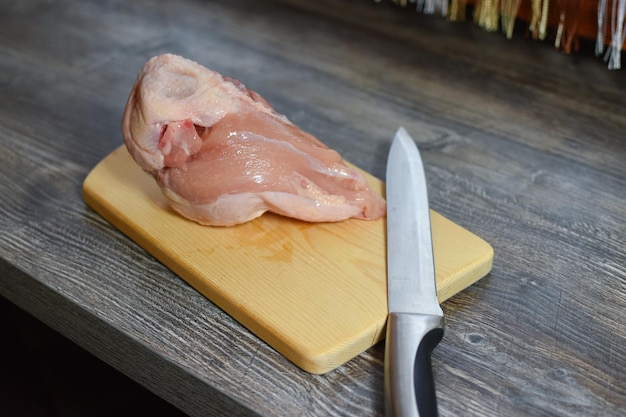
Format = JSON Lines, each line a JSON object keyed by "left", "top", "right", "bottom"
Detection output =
{"left": 384, "top": 312, "right": 444, "bottom": 417}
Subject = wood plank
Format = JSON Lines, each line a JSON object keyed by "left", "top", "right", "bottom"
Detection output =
{"left": 83, "top": 146, "right": 493, "bottom": 374}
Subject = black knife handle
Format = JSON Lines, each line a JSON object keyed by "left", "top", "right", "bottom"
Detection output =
{"left": 414, "top": 323, "right": 444, "bottom": 416}
{"left": 384, "top": 312, "right": 444, "bottom": 417}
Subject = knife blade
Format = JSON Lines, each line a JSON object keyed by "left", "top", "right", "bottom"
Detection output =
{"left": 384, "top": 127, "right": 445, "bottom": 417}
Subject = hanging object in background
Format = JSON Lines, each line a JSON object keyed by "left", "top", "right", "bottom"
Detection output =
{"left": 597, "top": 0, "right": 609, "bottom": 55}
{"left": 448, "top": 0, "right": 468, "bottom": 21}
{"left": 474, "top": 0, "right": 500, "bottom": 32}
{"left": 554, "top": 0, "right": 583, "bottom": 53}
{"left": 420, "top": 0, "right": 449, "bottom": 16}
{"left": 595, "top": 0, "right": 626, "bottom": 69}
{"left": 529, "top": 0, "right": 550, "bottom": 40}
{"left": 380, "top": 0, "right": 625, "bottom": 69}
{"left": 389, "top": 0, "right": 449, "bottom": 16}
{"left": 604, "top": 0, "right": 626, "bottom": 69}
{"left": 501, "top": 0, "right": 522, "bottom": 39}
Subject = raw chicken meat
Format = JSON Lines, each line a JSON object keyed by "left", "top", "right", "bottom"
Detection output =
{"left": 122, "top": 54, "right": 386, "bottom": 226}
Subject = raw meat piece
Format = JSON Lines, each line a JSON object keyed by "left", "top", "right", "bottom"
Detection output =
{"left": 122, "top": 54, "right": 386, "bottom": 226}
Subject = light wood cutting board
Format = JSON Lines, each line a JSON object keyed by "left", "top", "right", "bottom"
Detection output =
{"left": 83, "top": 146, "right": 493, "bottom": 374}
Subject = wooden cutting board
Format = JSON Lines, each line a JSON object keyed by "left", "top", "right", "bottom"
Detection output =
{"left": 83, "top": 146, "right": 493, "bottom": 374}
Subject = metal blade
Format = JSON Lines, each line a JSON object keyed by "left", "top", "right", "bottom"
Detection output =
{"left": 386, "top": 127, "right": 442, "bottom": 317}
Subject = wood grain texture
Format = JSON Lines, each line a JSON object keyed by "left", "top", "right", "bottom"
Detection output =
{"left": 0, "top": 0, "right": 624, "bottom": 416}
{"left": 82, "top": 146, "right": 492, "bottom": 374}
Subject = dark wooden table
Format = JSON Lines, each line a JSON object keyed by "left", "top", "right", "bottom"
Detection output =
{"left": 1, "top": 0, "right": 624, "bottom": 416}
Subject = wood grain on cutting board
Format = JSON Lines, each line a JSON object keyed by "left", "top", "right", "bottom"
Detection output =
{"left": 83, "top": 146, "right": 493, "bottom": 374}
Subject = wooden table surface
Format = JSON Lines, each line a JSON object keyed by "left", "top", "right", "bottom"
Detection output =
{"left": 1, "top": 0, "right": 624, "bottom": 416}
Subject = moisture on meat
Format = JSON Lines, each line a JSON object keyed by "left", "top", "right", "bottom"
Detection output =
{"left": 122, "top": 54, "right": 386, "bottom": 226}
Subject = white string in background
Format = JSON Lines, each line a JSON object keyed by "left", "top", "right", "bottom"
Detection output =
{"left": 605, "top": 0, "right": 626, "bottom": 69}
{"left": 417, "top": 0, "right": 449, "bottom": 17}
{"left": 597, "top": 0, "right": 609, "bottom": 56}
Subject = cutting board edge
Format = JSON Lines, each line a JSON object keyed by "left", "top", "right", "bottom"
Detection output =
{"left": 247, "top": 311, "right": 388, "bottom": 374}
{"left": 438, "top": 243, "right": 494, "bottom": 302}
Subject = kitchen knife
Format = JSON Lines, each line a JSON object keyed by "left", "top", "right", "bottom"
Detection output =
{"left": 384, "top": 127, "right": 445, "bottom": 417}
